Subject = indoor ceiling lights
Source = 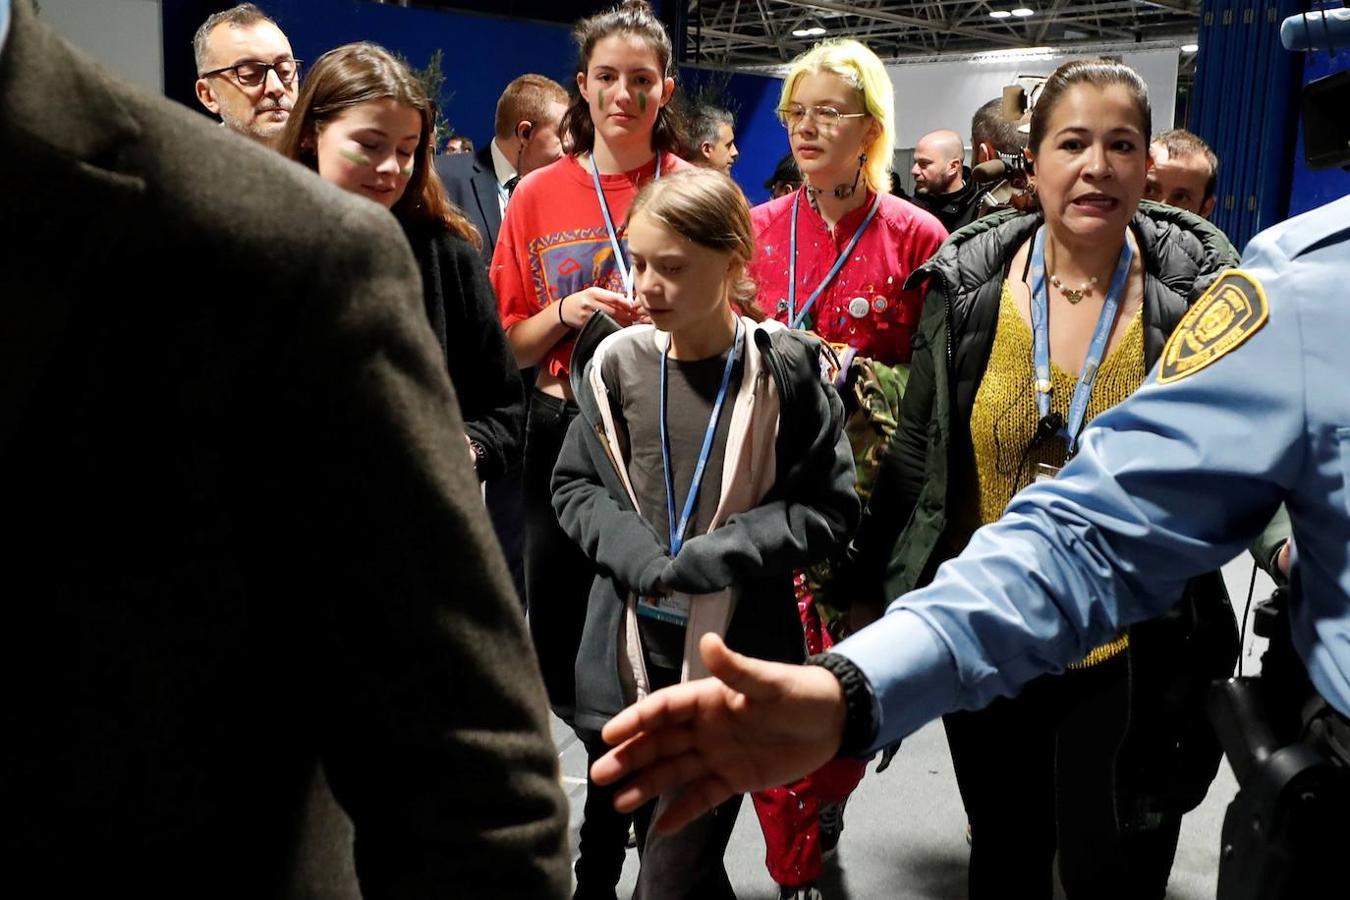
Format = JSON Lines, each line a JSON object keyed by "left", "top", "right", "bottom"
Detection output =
{"left": 972, "top": 45, "right": 1055, "bottom": 64}
{"left": 990, "top": 6, "right": 1036, "bottom": 17}
{"left": 792, "top": 17, "right": 827, "bottom": 38}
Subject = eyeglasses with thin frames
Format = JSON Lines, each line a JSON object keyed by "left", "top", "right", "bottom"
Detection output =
{"left": 200, "top": 59, "right": 303, "bottom": 88}
{"left": 777, "top": 103, "right": 869, "bottom": 132}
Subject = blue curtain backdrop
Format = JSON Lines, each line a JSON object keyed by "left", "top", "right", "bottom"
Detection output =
{"left": 1191, "top": 0, "right": 1306, "bottom": 249}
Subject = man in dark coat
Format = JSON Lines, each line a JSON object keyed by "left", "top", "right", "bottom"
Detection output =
{"left": 436, "top": 73, "right": 568, "bottom": 606}
{"left": 0, "top": 2, "right": 569, "bottom": 895}
{"left": 436, "top": 73, "right": 568, "bottom": 267}
{"left": 910, "top": 128, "right": 981, "bottom": 233}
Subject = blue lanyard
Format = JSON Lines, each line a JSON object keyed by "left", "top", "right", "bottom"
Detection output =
{"left": 1028, "top": 226, "right": 1134, "bottom": 457}
{"left": 659, "top": 318, "right": 743, "bottom": 556}
{"left": 589, "top": 153, "right": 662, "bottom": 302}
{"left": 787, "top": 188, "right": 882, "bottom": 330}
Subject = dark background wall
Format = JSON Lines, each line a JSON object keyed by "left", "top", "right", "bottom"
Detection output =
{"left": 162, "top": 0, "right": 787, "bottom": 204}
{"left": 680, "top": 66, "right": 789, "bottom": 206}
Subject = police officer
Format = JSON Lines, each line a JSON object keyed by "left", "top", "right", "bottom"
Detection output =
{"left": 590, "top": 193, "right": 1350, "bottom": 893}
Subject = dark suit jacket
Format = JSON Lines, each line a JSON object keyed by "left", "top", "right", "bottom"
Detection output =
{"left": 436, "top": 144, "right": 503, "bottom": 267}
{"left": 0, "top": 3, "right": 568, "bottom": 896}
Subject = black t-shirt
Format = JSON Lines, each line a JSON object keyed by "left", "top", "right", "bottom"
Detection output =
{"left": 601, "top": 332, "right": 744, "bottom": 669}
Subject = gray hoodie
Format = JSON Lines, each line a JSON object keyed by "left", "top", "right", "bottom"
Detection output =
{"left": 553, "top": 313, "right": 860, "bottom": 732}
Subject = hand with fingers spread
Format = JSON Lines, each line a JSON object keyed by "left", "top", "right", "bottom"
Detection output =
{"left": 558, "top": 286, "right": 644, "bottom": 329}
{"left": 590, "top": 633, "right": 847, "bottom": 834}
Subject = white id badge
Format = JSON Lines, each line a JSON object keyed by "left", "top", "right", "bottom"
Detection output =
{"left": 636, "top": 592, "right": 691, "bottom": 626}
{"left": 1034, "top": 463, "right": 1062, "bottom": 485}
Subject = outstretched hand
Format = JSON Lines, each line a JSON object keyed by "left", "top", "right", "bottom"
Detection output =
{"left": 590, "top": 633, "right": 847, "bottom": 833}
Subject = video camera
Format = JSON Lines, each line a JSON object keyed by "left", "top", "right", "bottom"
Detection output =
{"left": 970, "top": 80, "right": 1043, "bottom": 210}
{"left": 1282, "top": 6, "right": 1350, "bottom": 169}
{"left": 1208, "top": 580, "right": 1350, "bottom": 899}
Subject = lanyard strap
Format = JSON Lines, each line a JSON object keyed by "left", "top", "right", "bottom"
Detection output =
{"left": 590, "top": 153, "right": 662, "bottom": 302}
{"left": 787, "top": 188, "right": 882, "bottom": 330}
{"left": 659, "top": 318, "right": 743, "bottom": 557}
{"left": 1028, "top": 226, "right": 1134, "bottom": 457}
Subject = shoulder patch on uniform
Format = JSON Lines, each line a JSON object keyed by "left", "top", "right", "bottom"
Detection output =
{"left": 1157, "top": 270, "right": 1268, "bottom": 385}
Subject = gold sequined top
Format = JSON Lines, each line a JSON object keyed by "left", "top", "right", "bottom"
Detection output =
{"left": 969, "top": 281, "right": 1145, "bottom": 668}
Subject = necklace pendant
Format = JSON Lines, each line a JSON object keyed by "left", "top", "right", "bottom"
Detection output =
{"left": 1049, "top": 273, "right": 1097, "bottom": 305}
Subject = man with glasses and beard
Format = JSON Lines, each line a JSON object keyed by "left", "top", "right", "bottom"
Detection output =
{"left": 193, "top": 4, "right": 298, "bottom": 146}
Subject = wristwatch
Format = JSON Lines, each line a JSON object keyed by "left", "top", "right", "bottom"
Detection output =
{"left": 806, "top": 652, "right": 879, "bottom": 758}
{"left": 467, "top": 438, "right": 488, "bottom": 473}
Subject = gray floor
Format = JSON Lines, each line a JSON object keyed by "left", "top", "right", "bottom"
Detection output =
{"left": 553, "top": 556, "right": 1276, "bottom": 899}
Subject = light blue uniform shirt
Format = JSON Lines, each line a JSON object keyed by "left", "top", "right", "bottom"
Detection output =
{"left": 835, "top": 194, "right": 1350, "bottom": 751}
{"left": 0, "top": 0, "right": 11, "bottom": 58}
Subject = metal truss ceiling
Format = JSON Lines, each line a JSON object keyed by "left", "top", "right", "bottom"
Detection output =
{"left": 685, "top": 1, "right": 1202, "bottom": 68}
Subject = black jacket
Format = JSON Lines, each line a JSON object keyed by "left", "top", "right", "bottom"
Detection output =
{"left": 909, "top": 166, "right": 982, "bottom": 233}
{"left": 855, "top": 202, "right": 1242, "bottom": 828}
{"left": 403, "top": 221, "right": 524, "bottom": 480}
{"left": 553, "top": 314, "right": 859, "bottom": 732}
{"left": 435, "top": 145, "right": 502, "bottom": 266}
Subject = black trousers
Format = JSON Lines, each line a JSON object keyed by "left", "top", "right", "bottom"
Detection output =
{"left": 944, "top": 652, "right": 1182, "bottom": 900}
{"left": 573, "top": 746, "right": 741, "bottom": 900}
{"left": 633, "top": 792, "right": 742, "bottom": 900}
{"left": 485, "top": 366, "right": 535, "bottom": 607}
{"left": 576, "top": 663, "right": 741, "bottom": 900}
{"left": 484, "top": 467, "right": 527, "bottom": 607}
{"left": 574, "top": 730, "right": 643, "bottom": 900}
{"left": 631, "top": 665, "right": 741, "bottom": 900}
{"left": 522, "top": 389, "right": 595, "bottom": 720}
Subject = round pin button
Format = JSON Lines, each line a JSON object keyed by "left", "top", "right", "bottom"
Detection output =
{"left": 776, "top": 299, "right": 789, "bottom": 313}
{"left": 847, "top": 296, "right": 870, "bottom": 318}
{"left": 872, "top": 296, "right": 888, "bottom": 313}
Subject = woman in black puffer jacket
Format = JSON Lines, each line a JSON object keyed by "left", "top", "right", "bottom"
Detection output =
{"left": 850, "top": 58, "right": 1240, "bottom": 900}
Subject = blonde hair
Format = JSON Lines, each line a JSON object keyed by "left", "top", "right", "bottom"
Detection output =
{"left": 626, "top": 169, "right": 765, "bottom": 322}
{"left": 780, "top": 38, "right": 895, "bottom": 192}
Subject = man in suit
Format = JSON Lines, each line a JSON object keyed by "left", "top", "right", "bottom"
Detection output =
{"left": 437, "top": 73, "right": 568, "bottom": 267}
{"left": 0, "top": 2, "right": 569, "bottom": 895}
{"left": 438, "top": 73, "right": 567, "bottom": 608}
{"left": 192, "top": 3, "right": 298, "bottom": 146}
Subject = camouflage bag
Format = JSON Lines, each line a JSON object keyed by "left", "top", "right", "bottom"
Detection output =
{"left": 799, "top": 344, "right": 908, "bottom": 651}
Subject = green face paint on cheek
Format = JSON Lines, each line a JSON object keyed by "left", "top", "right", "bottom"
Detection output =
{"left": 637, "top": 92, "right": 648, "bottom": 113}
{"left": 339, "top": 147, "right": 373, "bottom": 167}
{"left": 401, "top": 163, "right": 414, "bottom": 177}
{"left": 597, "top": 88, "right": 606, "bottom": 108}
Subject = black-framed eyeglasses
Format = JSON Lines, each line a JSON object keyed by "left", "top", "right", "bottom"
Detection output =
{"left": 200, "top": 58, "right": 302, "bottom": 88}
{"left": 776, "top": 103, "right": 868, "bottom": 131}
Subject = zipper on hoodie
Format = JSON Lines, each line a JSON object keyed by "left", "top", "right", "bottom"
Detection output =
{"left": 592, "top": 421, "right": 636, "bottom": 512}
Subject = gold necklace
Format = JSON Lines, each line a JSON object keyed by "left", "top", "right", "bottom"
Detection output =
{"left": 1048, "top": 273, "right": 1098, "bottom": 304}
{"left": 1045, "top": 238, "right": 1099, "bottom": 304}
